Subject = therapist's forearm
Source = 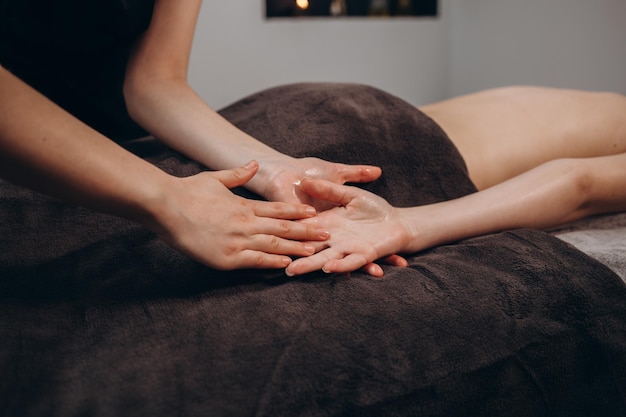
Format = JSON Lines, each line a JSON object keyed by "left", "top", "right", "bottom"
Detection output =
{"left": 124, "top": 78, "right": 286, "bottom": 193}
{"left": 0, "top": 66, "right": 169, "bottom": 225}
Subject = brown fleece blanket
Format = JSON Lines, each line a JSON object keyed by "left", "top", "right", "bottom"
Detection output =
{"left": 1, "top": 83, "right": 625, "bottom": 417}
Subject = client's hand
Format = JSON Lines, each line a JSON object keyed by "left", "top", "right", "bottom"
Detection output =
{"left": 285, "top": 178, "right": 410, "bottom": 277}
{"left": 147, "top": 162, "right": 330, "bottom": 271}
{"left": 256, "top": 156, "right": 382, "bottom": 209}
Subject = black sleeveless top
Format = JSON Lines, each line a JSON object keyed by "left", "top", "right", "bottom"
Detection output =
{"left": 0, "top": 0, "right": 155, "bottom": 141}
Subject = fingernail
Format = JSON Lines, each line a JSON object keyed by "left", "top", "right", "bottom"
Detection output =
{"left": 305, "top": 207, "right": 316, "bottom": 216}
{"left": 285, "top": 268, "right": 294, "bottom": 277}
{"left": 304, "top": 244, "right": 315, "bottom": 254}
{"left": 322, "top": 267, "right": 331, "bottom": 274}
{"left": 318, "top": 229, "right": 330, "bottom": 239}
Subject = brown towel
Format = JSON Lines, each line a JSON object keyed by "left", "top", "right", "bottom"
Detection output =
{"left": 0, "top": 83, "right": 624, "bottom": 416}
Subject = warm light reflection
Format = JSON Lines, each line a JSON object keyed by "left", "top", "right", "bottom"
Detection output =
{"left": 295, "top": 0, "right": 309, "bottom": 10}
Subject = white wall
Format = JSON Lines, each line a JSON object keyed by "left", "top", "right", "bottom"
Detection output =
{"left": 188, "top": 0, "right": 450, "bottom": 109}
{"left": 188, "top": 0, "right": 626, "bottom": 110}
{"left": 449, "top": 0, "right": 626, "bottom": 97}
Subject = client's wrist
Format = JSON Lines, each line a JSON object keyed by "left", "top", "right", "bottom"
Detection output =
{"left": 398, "top": 206, "right": 446, "bottom": 254}
{"left": 394, "top": 208, "right": 421, "bottom": 253}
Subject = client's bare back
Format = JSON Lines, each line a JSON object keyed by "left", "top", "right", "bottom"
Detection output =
{"left": 420, "top": 86, "right": 626, "bottom": 190}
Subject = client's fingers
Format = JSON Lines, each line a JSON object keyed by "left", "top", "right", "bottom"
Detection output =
{"left": 361, "top": 263, "right": 385, "bottom": 278}
{"left": 285, "top": 249, "right": 338, "bottom": 276}
{"left": 360, "top": 256, "right": 407, "bottom": 276}
{"left": 337, "top": 164, "right": 382, "bottom": 183}
{"left": 323, "top": 253, "right": 371, "bottom": 275}
{"left": 382, "top": 254, "right": 409, "bottom": 267}
{"left": 300, "top": 177, "right": 353, "bottom": 206}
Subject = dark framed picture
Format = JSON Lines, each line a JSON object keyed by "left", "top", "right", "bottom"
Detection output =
{"left": 266, "top": 0, "right": 438, "bottom": 18}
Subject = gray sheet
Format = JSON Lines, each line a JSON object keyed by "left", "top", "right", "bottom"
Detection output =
{"left": 551, "top": 213, "right": 626, "bottom": 283}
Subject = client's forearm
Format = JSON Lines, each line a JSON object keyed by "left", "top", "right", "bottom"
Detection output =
{"left": 400, "top": 159, "right": 592, "bottom": 252}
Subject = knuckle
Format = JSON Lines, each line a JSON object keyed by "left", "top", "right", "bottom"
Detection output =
{"left": 233, "top": 211, "right": 251, "bottom": 224}
{"left": 278, "top": 221, "right": 292, "bottom": 234}
{"left": 268, "top": 236, "right": 281, "bottom": 250}
{"left": 222, "top": 241, "right": 243, "bottom": 257}
{"left": 238, "top": 200, "right": 252, "bottom": 213}
{"left": 268, "top": 201, "right": 282, "bottom": 211}
{"left": 252, "top": 252, "right": 266, "bottom": 267}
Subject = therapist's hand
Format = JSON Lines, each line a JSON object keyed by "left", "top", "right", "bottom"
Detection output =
{"left": 148, "top": 162, "right": 330, "bottom": 271}
{"left": 257, "top": 156, "right": 382, "bottom": 209}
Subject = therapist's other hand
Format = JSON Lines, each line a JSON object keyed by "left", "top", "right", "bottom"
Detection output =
{"left": 258, "top": 157, "right": 382, "bottom": 209}
{"left": 148, "top": 162, "right": 330, "bottom": 271}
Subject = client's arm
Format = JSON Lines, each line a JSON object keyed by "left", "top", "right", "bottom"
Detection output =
{"left": 124, "top": 0, "right": 380, "bottom": 206}
{"left": 0, "top": 66, "right": 328, "bottom": 270}
{"left": 286, "top": 155, "right": 626, "bottom": 277}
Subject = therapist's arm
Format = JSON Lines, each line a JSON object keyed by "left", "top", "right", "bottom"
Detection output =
{"left": 123, "top": 0, "right": 381, "bottom": 206}
{"left": 0, "top": 66, "right": 328, "bottom": 270}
